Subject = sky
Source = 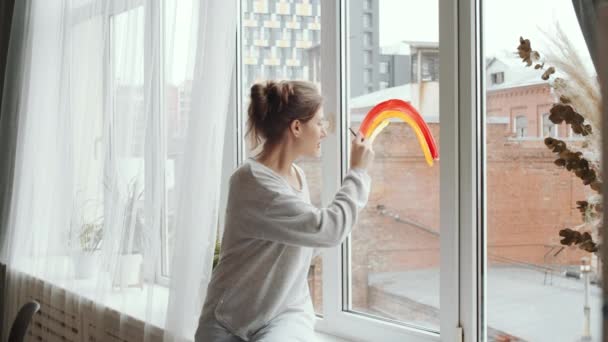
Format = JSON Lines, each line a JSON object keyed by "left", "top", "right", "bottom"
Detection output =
{"left": 379, "top": 0, "right": 593, "bottom": 64}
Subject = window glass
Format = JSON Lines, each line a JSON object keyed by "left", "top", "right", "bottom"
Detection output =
{"left": 348, "top": 0, "right": 441, "bottom": 331}
{"left": 484, "top": 1, "right": 602, "bottom": 340}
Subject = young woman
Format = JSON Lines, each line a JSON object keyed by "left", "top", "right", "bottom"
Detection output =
{"left": 195, "top": 80, "right": 374, "bottom": 342}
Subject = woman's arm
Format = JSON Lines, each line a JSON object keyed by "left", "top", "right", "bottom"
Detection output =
{"left": 240, "top": 168, "right": 371, "bottom": 247}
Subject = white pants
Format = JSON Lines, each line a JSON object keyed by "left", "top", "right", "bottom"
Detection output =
{"left": 195, "top": 303, "right": 317, "bottom": 342}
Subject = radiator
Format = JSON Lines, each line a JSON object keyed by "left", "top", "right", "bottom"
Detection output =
{"left": 2, "top": 268, "right": 165, "bottom": 342}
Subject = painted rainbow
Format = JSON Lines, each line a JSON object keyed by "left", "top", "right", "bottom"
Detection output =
{"left": 359, "top": 99, "right": 439, "bottom": 167}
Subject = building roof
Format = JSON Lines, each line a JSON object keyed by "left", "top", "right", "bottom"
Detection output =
{"left": 380, "top": 40, "right": 439, "bottom": 55}
{"left": 369, "top": 266, "right": 601, "bottom": 341}
{"left": 349, "top": 83, "right": 412, "bottom": 109}
{"left": 348, "top": 54, "right": 561, "bottom": 123}
{"left": 486, "top": 55, "right": 552, "bottom": 91}
{"left": 402, "top": 40, "right": 439, "bottom": 49}
{"left": 348, "top": 83, "right": 439, "bottom": 123}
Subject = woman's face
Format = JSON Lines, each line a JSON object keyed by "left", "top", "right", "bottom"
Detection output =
{"left": 298, "top": 108, "right": 328, "bottom": 158}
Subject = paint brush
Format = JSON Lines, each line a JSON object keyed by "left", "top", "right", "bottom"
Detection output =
{"left": 349, "top": 127, "right": 365, "bottom": 141}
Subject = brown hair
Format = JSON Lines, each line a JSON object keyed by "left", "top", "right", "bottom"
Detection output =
{"left": 246, "top": 80, "right": 322, "bottom": 150}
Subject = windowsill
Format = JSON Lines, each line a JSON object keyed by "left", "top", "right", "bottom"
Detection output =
{"left": 12, "top": 258, "right": 170, "bottom": 330}
{"left": 54, "top": 276, "right": 170, "bottom": 330}
{"left": 72, "top": 281, "right": 355, "bottom": 341}
{"left": 15, "top": 263, "right": 355, "bottom": 341}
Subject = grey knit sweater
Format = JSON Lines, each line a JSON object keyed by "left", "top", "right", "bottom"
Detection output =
{"left": 203, "top": 158, "right": 371, "bottom": 340}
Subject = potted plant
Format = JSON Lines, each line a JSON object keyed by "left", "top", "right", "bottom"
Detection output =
{"left": 71, "top": 209, "right": 103, "bottom": 279}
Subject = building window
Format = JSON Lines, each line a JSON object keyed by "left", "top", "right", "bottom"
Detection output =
{"left": 363, "top": 13, "right": 372, "bottom": 28}
{"left": 542, "top": 113, "right": 557, "bottom": 137}
{"left": 363, "top": 32, "right": 372, "bottom": 46}
{"left": 379, "top": 81, "right": 389, "bottom": 89}
{"left": 491, "top": 71, "right": 504, "bottom": 85}
{"left": 379, "top": 61, "right": 388, "bottom": 74}
{"left": 363, "top": 0, "right": 372, "bottom": 11}
{"left": 302, "top": 29, "right": 310, "bottom": 41}
{"left": 515, "top": 115, "right": 528, "bottom": 138}
{"left": 411, "top": 55, "right": 418, "bottom": 82}
{"left": 421, "top": 52, "right": 439, "bottom": 81}
{"left": 363, "top": 69, "right": 372, "bottom": 84}
{"left": 268, "top": 66, "right": 277, "bottom": 79}
{"left": 363, "top": 51, "right": 372, "bottom": 65}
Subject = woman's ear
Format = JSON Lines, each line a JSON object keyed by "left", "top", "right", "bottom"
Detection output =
{"left": 290, "top": 119, "right": 302, "bottom": 138}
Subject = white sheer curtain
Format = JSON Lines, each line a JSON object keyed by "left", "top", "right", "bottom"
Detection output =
{"left": 0, "top": 0, "right": 236, "bottom": 341}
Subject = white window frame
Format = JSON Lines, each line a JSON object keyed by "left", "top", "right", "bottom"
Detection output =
{"left": 145, "top": 0, "right": 170, "bottom": 286}
{"left": 79, "top": 0, "right": 485, "bottom": 340}
{"left": 158, "top": 0, "right": 240, "bottom": 285}
{"left": 235, "top": 0, "right": 481, "bottom": 341}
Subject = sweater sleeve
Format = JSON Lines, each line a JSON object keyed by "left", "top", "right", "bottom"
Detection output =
{"left": 241, "top": 168, "right": 371, "bottom": 248}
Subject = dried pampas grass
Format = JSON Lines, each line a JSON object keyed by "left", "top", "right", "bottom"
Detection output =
{"left": 541, "top": 23, "right": 602, "bottom": 164}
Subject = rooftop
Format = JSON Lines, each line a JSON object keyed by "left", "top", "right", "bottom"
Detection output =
{"left": 369, "top": 266, "right": 602, "bottom": 342}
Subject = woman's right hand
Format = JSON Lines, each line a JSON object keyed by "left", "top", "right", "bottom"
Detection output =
{"left": 350, "top": 131, "right": 374, "bottom": 171}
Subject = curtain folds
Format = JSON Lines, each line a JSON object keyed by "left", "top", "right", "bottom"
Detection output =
{"left": 572, "top": 0, "right": 601, "bottom": 73}
{"left": 0, "top": 1, "right": 236, "bottom": 341}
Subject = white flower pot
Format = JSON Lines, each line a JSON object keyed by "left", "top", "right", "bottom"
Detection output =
{"left": 73, "top": 252, "right": 97, "bottom": 279}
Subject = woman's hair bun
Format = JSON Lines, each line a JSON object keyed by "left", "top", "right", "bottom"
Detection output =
{"left": 265, "top": 81, "right": 294, "bottom": 115}
{"left": 246, "top": 80, "right": 322, "bottom": 149}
